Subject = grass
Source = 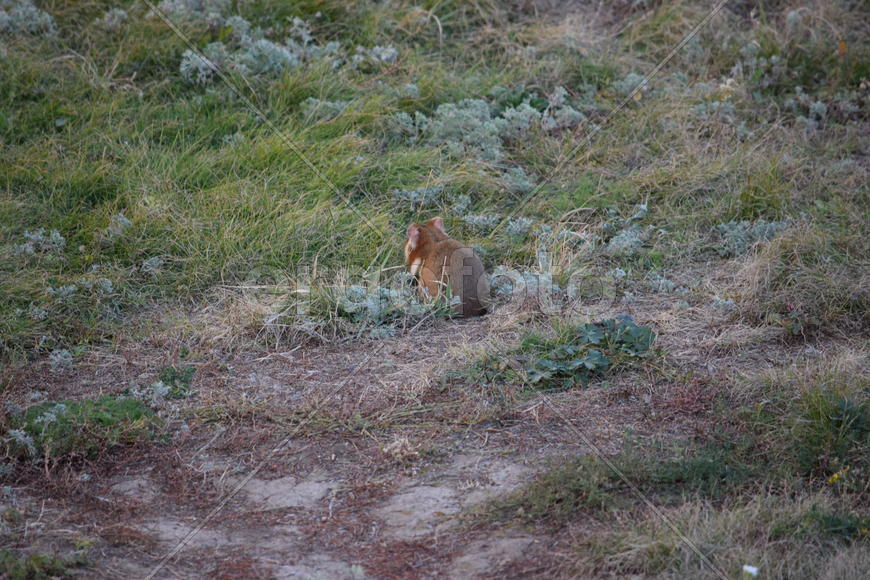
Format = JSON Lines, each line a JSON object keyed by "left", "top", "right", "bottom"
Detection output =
{"left": 576, "top": 491, "right": 870, "bottom": 579}
{"left": 0, "top": 547, "right": 87, "bottom": 580}
{"left": 1, "top": 0, "right": 868, "bottom": 575}
{"left": 738, "top": 223, "right": 870, "bottom": 336}
{"left": 484, "top": 349, "right": 869, "bottom": 575}
{"left": 1, "top": 1, "right": 867, "bottom": 363}
{"left": 4, "top": 394, "right": 161, "bottom": 462}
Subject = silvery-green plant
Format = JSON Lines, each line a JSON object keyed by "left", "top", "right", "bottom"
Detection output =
{"left": 418, "top": 99, "right": 507, "bottom": 161}
{"left": 541, "top": 105, "right": 586, "bottom": 130}
{"left": 94, "top": 7, "right": 127, "bottom": 31}
{"left": 233, "top": 38, "right": 299, "bottom": 75}
{"left": 648, "top": 272, "right": 679, "bottom": 293}
{"left": 501, "top": 102, "right": 542, "bottom": 138}
{"left": 154, "top": 0, "right": 229, "bottom": 23}
{"left": 176, "top": 15, "right": 355, "bottom": 83}
{"left": 712, "top": 295, "right": 737, "bottom": 314}
{"left": 0, "top": 0, "right": 57, "bottom": 36}
{"left": 15, "top": 228, "right": 65, "bottom": 255}
{"left": 392, "top": 184, "right": 443, "bottom": 206}
{"left": 81, "top": 277, "right": 114, "bottom": 295}
{"left": 502, "top": 166, "right": 536, "bottom": 195}
{"left": 399, "top": 83, "right": 419, "bottom": 99}
{"left": 225, "top": 14, "right": 253, "bottom": 40}
{"left": 142, "top": 256, "right": 163, "bottom": 275}
{"left": 461, "top": 214, "right": 501, "bottom": 231}
{"left": 541, "top": 88, "right": 586, "bottom": 130}
{"left": 33, "top": 403, "right": 67, "bottom": 426}
{"left": 628, "top": 203, "right": 648, "bottom": 222}
{"left": 7, "top": 429, "right": 36, "bottom": 457}
{"left": 614, "top": 73, "right": 645, "bottom": 97}
{"left": 716, "top": 219, "right": 789, "bottom": 257}
{"left": 49, "top": 349, "right": 73, "bottom": 370}
{"left": 506, "top": 216, "right": 534, "bottom": 238}
{"left": 23, "top": 306, "right": 47, "bottom": 320}
{"left": 452, "top": 194, "right": 471, "bottom": 214}
{"left": 105, "top": 213, "right": 133, "bottom": 240}
{"left": 301, "top": 97, "right": 348, "bottom": 121}
{"left": 222, "top": 131, "right": 245, "bottom": 147}
{"left": 129, "top": 380, "right": 171, "bottom": 407}
{"left": 351, "top": 44, "right": 399, "bottom": 69}
{"left": 692, "top": 100, "right": 736, "bottom": 124}
{"left": 785, "top": 10, "right": 802, "bottom": 34}
{"left": 606, "top": 226, "right": 645, "bottom": 255}
{"left": 46, "top": 284, "right": 78, "bottom": 302}
{"left": 329, "top": 274, "right": 450, "bottom": 335}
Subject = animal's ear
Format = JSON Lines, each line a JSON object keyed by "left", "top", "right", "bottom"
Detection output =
{"left": 406, "top": 224, "right": 421, "bottom": 250}
{"left": 428, "top": 216, "right": 446, "bottom": 235}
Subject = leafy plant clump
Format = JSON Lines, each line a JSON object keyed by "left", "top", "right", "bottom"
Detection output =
{"left": 391, "top": 86, "right": 587, "bottom": 162}
{"left": 288, "top": 272, "right": 456, "bottom": 340}
{"left": 452, "top": 316, "right": 656, "bottom": 393}
{"left": 520, "top": 316, "right": 655, "bottom": 389}
{"left": 716, "top": 219, "right": 789, "bottom": 257}
{"left": 4, "top": 395, "right": 161, "bottom": 461}
{"left": 158, "top": 365, "right": 196, "bottom": 399}
{"left": 176, "top": 12, "right": 390, "bottom": 84}
{"left": 0, "top": 548, "right": 87, "bottom": 580}
{"left": 0, "top": 0, "right": 57, "bottom": 37}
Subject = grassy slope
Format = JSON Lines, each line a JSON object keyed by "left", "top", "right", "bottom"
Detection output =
{"left": 1, "top": 0, "right": 868, "bottom": 576}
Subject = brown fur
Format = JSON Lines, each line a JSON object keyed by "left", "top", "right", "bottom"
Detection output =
{"left": 404, "top": 217, "right": 490, "bottom": 317}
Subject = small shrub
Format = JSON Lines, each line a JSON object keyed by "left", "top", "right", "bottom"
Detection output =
{"left": 4, "top": 396, "right": 161, "bottom": 461}
{"left": 393, "top": 87, "right": 587, "bottom": 162}
{"left": 716, "top": 219, "right": 789, "bottom": 257}
{"left": 14, "top": 228, "right": 65, "bottom": 256}
{"left": 158, "top": 365, "right": 196, "bottom": 399}
{"left": 94, "top": 8, "right": 127, "bottom": 31}
{"left": 278, "top": 272, "right": 455, "bottom": 341}
{"left": 0, "top": 548, "right": 86, "bottom": 580}
{"left": 0, "top": 0, "right": 57, "bottom": 36}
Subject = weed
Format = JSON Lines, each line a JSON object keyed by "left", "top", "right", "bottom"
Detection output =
{"left": 0, "top": 548, "right": 86, "bottom": 580}
{"left": 0, "top": 0, "right": 56, "bottom": 36}
{"left": 733, "top": 352, "right": 870, "bottom": 491}
{"left": 158, "top": 365, "right": 196, "bottom": 399}
{"left": 715, "top": 219, "right": 789, "bottom": 257}
{"left": 518, "top": 316, "right": 655, "bottom": 389}
{"left": 4, "top": 396, "right": 161, "bottom": 461}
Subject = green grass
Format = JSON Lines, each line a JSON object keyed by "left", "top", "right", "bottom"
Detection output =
{"left": 1, "top": 0, "right": 869, "bottom": 576}
{"left": 0, "top": 547, "right": 87, "bottom": 580}
{"left": 1, "top": 1, "right": 867, "bottom": 363}
{"left": 5, "top": 394, "right": 161, "bottom": 461}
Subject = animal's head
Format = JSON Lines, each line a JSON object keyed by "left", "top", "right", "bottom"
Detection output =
{"left": 404, "top": 217, "right": 448, "bottom": 264}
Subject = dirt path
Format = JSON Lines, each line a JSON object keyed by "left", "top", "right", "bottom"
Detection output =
{"left": 5, "top": 262, "right": 847, "bottom": 579}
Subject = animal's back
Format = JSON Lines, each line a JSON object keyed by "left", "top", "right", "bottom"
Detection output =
{"left": 439, "top": 240, "right": 489, "bottom": 316}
